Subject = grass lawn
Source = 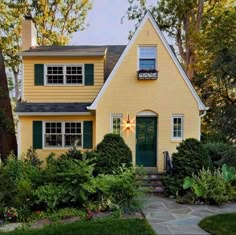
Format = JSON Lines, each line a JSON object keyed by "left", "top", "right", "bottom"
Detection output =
{"left": 199, "top": 213, "right": 236, "bottom": 235}
{"left": 1, "top": 218, "right": 156, "bottom": 235}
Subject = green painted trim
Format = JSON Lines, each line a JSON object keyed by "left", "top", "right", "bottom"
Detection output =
{"left": 33, "top": 121, "right": 42, "bottom": 149}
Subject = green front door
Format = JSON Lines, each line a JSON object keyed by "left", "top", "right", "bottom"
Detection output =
{"left": 136, "top": 117, "right": 157, "bottom": 167}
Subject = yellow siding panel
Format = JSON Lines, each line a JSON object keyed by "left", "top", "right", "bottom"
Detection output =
{"left": 95, "top": 19, "right": 200, "bottom": 172}
{"left": 19, "top": 115, "right": 96, "bottom": 161}
{"left": 23, "top": 57, "right": 104, "bottom": 102}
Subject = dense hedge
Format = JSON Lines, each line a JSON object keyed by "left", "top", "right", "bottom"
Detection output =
{"left": 163, "top": 138, "right": 212, "bottom": 196}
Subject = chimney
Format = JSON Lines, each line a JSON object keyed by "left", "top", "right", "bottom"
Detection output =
{"left": 22, "top": 15, "right": 38, "bottom": 51}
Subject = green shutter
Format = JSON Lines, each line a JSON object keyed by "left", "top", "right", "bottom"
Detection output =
{"left": 33, "top": 121, "right": 42, "bottom": 149}
{"left": 84, "top": 64, "right": 94, "bottom": 86}
{"left": 34, "top": 64, "right": 44, "bottom": 85}
{"left": 83, "top": 121, "right": 93, "bottom": 149}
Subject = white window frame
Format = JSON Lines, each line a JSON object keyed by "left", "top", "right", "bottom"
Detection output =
{"left": 110, "top": 114, "right": 123, "bottom": 135}
{"left": 43, "top": 121, "right": 83, "bottom": 149}
{"left": 171, "top": 115, "right": 184, "bottom": 141}
{"left": 138, "top": 46, "right": 157, "bottom": 70}
{"left": 44, "top": 64, "right": 84, "bottom": 86}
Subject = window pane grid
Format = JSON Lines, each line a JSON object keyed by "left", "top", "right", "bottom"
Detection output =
{"left": 44, "top": 122, "right": 82, "bottom": 148}
{"left": 172, "top": 117, "right": 183, "bottom": 139}
{"left": 112, "top": 117, "right": 121, "bottom": 135}
{"left": 46, "top": 65, "right": 83, "bottom": 84}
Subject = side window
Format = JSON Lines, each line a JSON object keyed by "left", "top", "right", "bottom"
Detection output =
{"left": 139, "top": 47, "right": 156, "bottom": 70}
{"left": 172, "top": 115, "right": 183, "bottom": 140}
{"left": 111, "top": 114, "right": 122, "bottom": 135}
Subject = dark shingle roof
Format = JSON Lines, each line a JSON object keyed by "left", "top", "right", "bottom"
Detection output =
{"left": 15, "top": 103, "right": 91, "bottom": 113}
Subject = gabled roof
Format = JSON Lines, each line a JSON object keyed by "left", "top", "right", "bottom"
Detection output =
{"left": 88, "top": 11, "right": 207, "bottom": 111}
{"left": 21, "top": 45, "right": 126, "bottom": 81}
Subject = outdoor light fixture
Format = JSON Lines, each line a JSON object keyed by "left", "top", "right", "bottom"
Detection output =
{"left": 126, "top": 115, "right": 131, "bottom": 130}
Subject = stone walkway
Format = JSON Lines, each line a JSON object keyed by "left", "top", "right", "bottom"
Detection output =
{"left": 142, "top": 195, "right": 236, "bottom": 235}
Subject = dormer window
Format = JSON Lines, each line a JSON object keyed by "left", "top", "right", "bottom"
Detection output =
{"left": 45, "top": 65, "right": 84, "bottom": 85}
{"left": 139, "top": 46, "right": 156, "bottom": 70}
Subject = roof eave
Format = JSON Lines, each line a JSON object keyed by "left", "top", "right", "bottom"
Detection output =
{"left": 21, "top": 52, "right": 105, "bottom": 57}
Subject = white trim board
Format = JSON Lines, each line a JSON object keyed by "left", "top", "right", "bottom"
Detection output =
{"left": 87, "top": 11, "right": 207, "bottom": 111}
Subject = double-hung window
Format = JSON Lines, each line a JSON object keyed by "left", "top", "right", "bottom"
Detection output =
{"left": 172, "top": 115, "right": 183, "bottom": 140}
{"left": 44, "top": 122, "right": 82, "bottom": 148}
{"left": 111, "top": 114, "right": 122, "bottom": 135}
{"left": 139, "top": 47, "right": 156, "bottom": 70}
{"left": 46, "top": 65, "right": 83, "bottom": 85}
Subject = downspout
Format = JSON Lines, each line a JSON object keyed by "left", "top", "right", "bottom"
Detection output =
{"left": 199, "top": 109, "right": 207, "bottom": 140}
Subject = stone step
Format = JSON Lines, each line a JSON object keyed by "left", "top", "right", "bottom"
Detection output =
{"left": 136, "top": 174, "right": 164, "bottom": 181}
{"left": 145, "top": 186, "right": 165, "bottom": 194}
{"left": 142, "top": 181, "right": 163, "bottom": 187}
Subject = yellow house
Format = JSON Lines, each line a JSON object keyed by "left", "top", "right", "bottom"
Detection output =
{"left": 16, "top": 12, "right": 207, "bottom": 172}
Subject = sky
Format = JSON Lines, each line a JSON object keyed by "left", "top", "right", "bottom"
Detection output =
{"left": 71, "top": 0, "right": 157, "bottom": 45}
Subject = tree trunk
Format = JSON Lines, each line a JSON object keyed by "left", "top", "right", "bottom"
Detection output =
{"left": 13, "top": 70, "right": 20, "bottom": 99}
{"left": 0, "top": 48, "right": 17, "bottom": 161}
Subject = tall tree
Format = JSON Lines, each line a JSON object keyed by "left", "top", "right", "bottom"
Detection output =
{"left": 125, "top": 0, "right": 226, "bottom": 80}
{"left": 0, "top": 0, "right": 92, "bottom": 99}
{"left": 0, "top": 48, "right": 17, "bottom": 161}
{"left": 195, "top": 5, "right": 236, "bottom": 141}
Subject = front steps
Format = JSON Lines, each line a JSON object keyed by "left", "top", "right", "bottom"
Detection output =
{"left": 136, "top": 171, "right": 166, "bottom": 194}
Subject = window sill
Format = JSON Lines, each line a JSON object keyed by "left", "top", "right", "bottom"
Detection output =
{"left": 171, "top": 138, "right": 183, "bottom": 143}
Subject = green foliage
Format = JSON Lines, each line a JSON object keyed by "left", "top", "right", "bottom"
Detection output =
{"left": 33, "top": 184, "right": 67, "bottom": 211}
{"left": 203, "top": 142, "right": 236, "bottom": 168}
{"left": 95, "top": 167, "right": 140, "bottom": 211}
{"left": 94, "top": 134, "right": 132, "bottom": 174}
{"left": 163, "top": 138, "right": 212, "bottom": 196}
{"left": 0, "top": 146, "right": 139, "bottom": 217}
{"left": 23, "top": 147, "right": 43, "bottom": 168}
{"left": 60, "top": 146, "right": 83, "bottom": 160}
{"left": 41, "top": 153, "right": 96, "bottom": 208}
{"left": 183, "top": 165, "right": 236, "bottom": 204}
{"left": 32, "top": 208, "right": 86, "bottom": 222}
{"left": 0, "top": 154, "right": 41, "bottom": 207}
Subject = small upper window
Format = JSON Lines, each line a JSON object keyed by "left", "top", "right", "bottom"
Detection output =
{"left": 46, "top": 65, "right": 83, "bottom": 85}
{"left": 111, "top": 114, "right": 122, "bottom": 135}
{"left": 139, "top": 47, "right": 156, "bottom": 70}
{"left": 172, "top": 115, "right": 183, "bottom": 140}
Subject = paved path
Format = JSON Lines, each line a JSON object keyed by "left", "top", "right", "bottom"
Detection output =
{"left": 142, "top": 195, "right": 236, "bottom": 235}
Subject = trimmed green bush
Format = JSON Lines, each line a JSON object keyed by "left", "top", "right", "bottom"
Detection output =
{"left": 94, "top": 134, "right": 132, "bottom": 174}
{"left": 163, "top": 138, "right": 212, "bottom": 196}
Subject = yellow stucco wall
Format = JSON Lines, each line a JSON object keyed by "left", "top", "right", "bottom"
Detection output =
{"left": 95, "top": 19, "right": 200, "bottom": 172}
{"left": 18, "top": 115, "right": 95, "bottom": 161}
{"left": 23, "top": 57, "right": 104, "bottom": 102}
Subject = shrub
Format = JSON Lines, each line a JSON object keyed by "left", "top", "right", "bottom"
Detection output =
{"left": 95, "top": 167, "right": 140, "bottom": 211}
{"left": 33, "top": 184, "right": 67, "bottom": 211}
{"left": 23, "top": 147, "right": 43, "bottom": 169}
{"left": 94, "top": 134, "right": 132, "bottom": 174}
{"left": 183, "top": 165, "right": 236, "bottom": 204}
{"left": 38, "top": 152, "right": 96, "bottom": 209}
{"left": 203, "top": 142, "right": 236, "bottom": 168}
{"left": 163, "top": 138, "right": 212, "bottom": 196}
{"left": 0, "top": 155, "right": 41, "bottom": 207}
